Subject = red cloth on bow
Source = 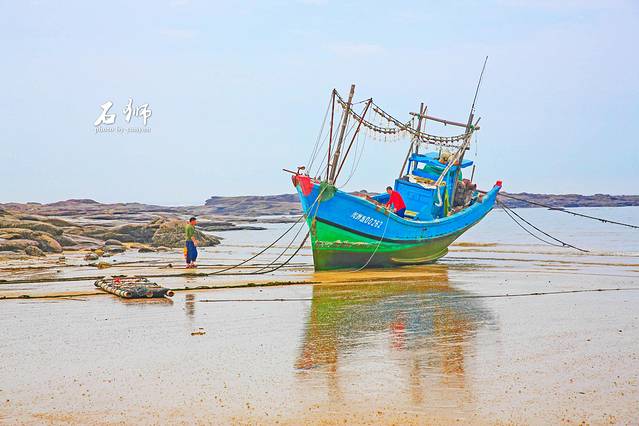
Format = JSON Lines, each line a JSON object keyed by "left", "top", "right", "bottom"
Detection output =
{"left": 295, "top": 175, "right": 313, "bottom": 196}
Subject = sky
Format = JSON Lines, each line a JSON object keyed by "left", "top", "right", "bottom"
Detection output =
{"left": 1, "top": 0, "right": 638, "bottom": 205}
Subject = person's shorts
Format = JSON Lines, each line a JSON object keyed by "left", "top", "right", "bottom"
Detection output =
{"left": 395, "top": 208, "right": 406, "bottom": 218}
{"left": 186, "top": 240, "right": 198, "bottom": 263}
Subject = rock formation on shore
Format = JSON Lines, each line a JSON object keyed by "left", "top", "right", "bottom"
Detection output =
{"left": 0, "top": 207, "right": 220, "bottom": 258}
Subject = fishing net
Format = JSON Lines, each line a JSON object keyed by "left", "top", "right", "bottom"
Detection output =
{"left": 94, "top": 277, "right": 174, "bottom": 299}
{"left": 319, "top": 181, "right": 337, "bottom": 201}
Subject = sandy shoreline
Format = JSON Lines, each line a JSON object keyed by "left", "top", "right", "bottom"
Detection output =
{"left": 1, "top": 210, "right": 638, "bottom": 424}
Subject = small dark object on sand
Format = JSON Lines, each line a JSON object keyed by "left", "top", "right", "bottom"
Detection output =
{"left": 94, "top": 277, "right": 174, "bottom": 299}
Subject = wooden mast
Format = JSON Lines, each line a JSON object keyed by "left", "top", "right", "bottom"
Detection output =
{"left": 328, "top": 84, "right": 355, "bottom": 184}
{"left": 398, "top": 102, "right": 425, "bottom": 178}
{"left": 326, "top": 90, "right": 336, "bottom": 181}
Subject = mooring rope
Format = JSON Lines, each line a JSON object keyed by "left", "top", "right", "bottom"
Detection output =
{"left": 350, "top": 209, "right": 392, "bottom": 272}
{"left": 196, "top": 287, "right": 639, "bottom": 303}
{"left": 497, "top": 200, "right": 588, "bottom": 252}
{"left": 202, "top": 214, "right": 306, "bottom": 275}
{"left": 485, "top": 191, "right": 639, "bottom": 229}
{"left": 253, "top": 219, "right": 308, "bottom": 273}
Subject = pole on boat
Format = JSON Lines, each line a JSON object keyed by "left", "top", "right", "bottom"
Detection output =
{"left": 326, "top": 90, "right": 336, "bottom": 181}
{"left": 398, "top": 102, "right": 425, "bottom": 178}
{"left": 414, "top": 103, "right": 426, "bottom": 155}
{"left": 334, "top": 98, "right": 372, "bottom": 182}
{"left": 407, "top": 112, "right": 477, "bottom": 129}
{"left": 451, "top": 56, "right": 488, "bottom": 203}
{"left": 328, "top": 84, "right": 355, "bottom": 184}
{"left": 460, "top": 55, "right": 488, "bottom": 159}
{"left": 433, "top": 118, "right": 478, "bottom": 189}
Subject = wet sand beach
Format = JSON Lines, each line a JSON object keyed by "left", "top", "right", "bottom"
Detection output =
{"left": 1, "top": 207, "right": 638, "bottom": 424}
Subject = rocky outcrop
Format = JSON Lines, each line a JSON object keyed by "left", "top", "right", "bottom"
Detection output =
{"left": 25, "top": 246, "right": 45, "bottom": 257}
{"left": 204, "top": 194, "right": 300, "bottom": 216}
{"left": 104, "top": 244, "right": 125, "bottom": 253}
{"left": 75, "top": 222, "right": 160, "bottom": 243}
{"left": 0, "top": 219, "right": 62, "bottom": 235}
{"left": 14, "top": 214, "right": 77, "bottom": 228}
{"left": 196, "top": 220, "right": 267, "bottom": 232}
{"left": 0, "top": 228, "right": 63, "bottom": 253}
{"left": 84, "top": 253, "right": 99, "bottom": 261}
{"left": 0, "top": 239, "right": 39, "bottom": 252}
{"left": 151, "top": 220, "right": 220, "bottom": 248}
{"left": 53, "top": 234, "right": 78, "bottom": 247}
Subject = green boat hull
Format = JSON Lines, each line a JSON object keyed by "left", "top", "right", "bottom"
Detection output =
{"left": 309, "top": 217, "right": 467, "bottom": 270}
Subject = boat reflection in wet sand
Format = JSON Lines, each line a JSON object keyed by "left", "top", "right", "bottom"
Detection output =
{"left": 295, "top": 265, "right": 494, "bottom": 410}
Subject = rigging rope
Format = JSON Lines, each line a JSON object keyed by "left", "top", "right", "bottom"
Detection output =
{"left": 497, "top": 200, "right": 588, "bottom": 252}
{"left": 333, "top": 92, "right": 472, "bottom": 146}
{"left": 339, "top": 123, "right": 368, "bottom": 188}
{"left": 307, "top": 93, "right": 333, "bottom": 172}
{"left": 486, "top": 191, "right": 639, "bottom": 229}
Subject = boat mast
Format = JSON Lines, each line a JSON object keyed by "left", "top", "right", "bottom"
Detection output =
{"left": 398, "top": 102, "right": 425, "bottom": 178}
{"left": 326, "top": 90, "right": 336, "bottom": 181}
{"left": 328, "top": 84, "right": 355, "bottom": 184}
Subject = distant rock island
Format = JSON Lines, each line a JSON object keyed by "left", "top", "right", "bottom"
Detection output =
{"left": 495, "top": 192, "right": 639, "bottom": 208}
{"left": 203, "top": 192, "right": 639, "bottom": 215}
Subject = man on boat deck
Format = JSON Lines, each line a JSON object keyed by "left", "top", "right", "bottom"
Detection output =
{"left": 385, "top": 186, "right": 406, "bottom": 218}
{"left": 185, "top": 217, "right": 198, "bottom": 268}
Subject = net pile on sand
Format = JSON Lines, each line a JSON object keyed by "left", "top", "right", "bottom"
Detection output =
{"left": 94, "top": 277, "right": 174, "bottom": 299}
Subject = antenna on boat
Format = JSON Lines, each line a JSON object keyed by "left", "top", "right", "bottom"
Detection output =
{"left": 465, "top": 55, "right": 488, "bottom": 131}
{"left": 328, "top": 84, "right": 355, "bottom": 184}
{"left": 448, "top": 56, "right": 488, "bottom": 203}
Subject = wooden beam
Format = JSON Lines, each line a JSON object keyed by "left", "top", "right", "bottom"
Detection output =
{"left": 408, "top": 112, "right": 480, "bottom": 130}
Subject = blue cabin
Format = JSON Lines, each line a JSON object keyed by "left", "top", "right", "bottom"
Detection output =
{"left": 373, "top": 151, "right": 473, "bottom": 221}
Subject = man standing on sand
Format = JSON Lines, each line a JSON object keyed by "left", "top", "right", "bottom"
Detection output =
{"left": 185, "top": 217, "right": 198, "bottom": 268}
{"left": 385, "top": 186, "right": 407, "bottom": 218}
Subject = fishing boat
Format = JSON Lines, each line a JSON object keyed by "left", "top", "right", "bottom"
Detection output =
{"left": 290, "top": 71, "right": 501, "bottom": 271}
